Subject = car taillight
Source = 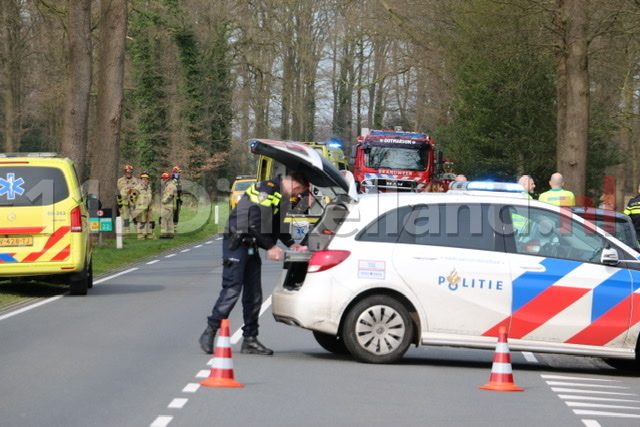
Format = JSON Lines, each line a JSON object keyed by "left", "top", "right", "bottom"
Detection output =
{"left": 308, "top": 250, "right": 350, "bottom": 273}
{"left": 70, "top": 206, "right": 83, "bottom": 232}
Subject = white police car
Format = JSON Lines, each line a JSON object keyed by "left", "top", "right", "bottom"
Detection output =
{"left": 249, "top": 140, "right": 640, "bottom": 366}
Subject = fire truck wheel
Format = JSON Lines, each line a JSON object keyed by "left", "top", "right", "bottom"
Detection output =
{"left": 343, "top": 294, "right": 413, "bottom": 364}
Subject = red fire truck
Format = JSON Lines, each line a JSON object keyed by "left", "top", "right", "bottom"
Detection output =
{"left": 349, "top": 128, "right": 454, "bottom": 193}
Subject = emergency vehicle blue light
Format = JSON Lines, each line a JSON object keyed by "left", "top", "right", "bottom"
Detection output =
{"left": 369, "top": 130, "right": 428, "bottom": 139}
{"left": 449, "top": 181, "right": 525, "bottom": 193}
{"left": 327, "top": 138, "right": 343, "bottom": 149}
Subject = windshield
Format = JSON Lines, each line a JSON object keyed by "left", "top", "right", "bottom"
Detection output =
{"left": 365, "top": 146, "right": 427, "bottom": 171}
{"left": 594, "top": 217, "right": 638, "bottom": 248}
{"left": 233, "top": 180, "right": 255, "bottom": 192}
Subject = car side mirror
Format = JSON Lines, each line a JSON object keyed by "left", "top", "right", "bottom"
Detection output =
{"left": 601, "top": 244, "right": 619, "bottom": 266}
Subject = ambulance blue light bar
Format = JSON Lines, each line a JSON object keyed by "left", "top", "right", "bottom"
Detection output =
{"left": 449, "top": 181, "right": 525, "bottom": 193}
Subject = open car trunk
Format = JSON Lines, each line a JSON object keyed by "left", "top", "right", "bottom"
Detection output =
{"left": 246, "top": 139, "right": 357, "bottom": 290}
{"left": 282, "top": 202, "right": 351, "bottom": 290}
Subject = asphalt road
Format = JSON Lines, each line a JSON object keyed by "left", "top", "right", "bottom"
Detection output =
{"left": 1, "top": 237, "right": 640, "bottom": 426}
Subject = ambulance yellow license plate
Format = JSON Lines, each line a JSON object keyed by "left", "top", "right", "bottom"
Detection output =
{"left": 0, "top": 236, "right": 34, "bottom": 247}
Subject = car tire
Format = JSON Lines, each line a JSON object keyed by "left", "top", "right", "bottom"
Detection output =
{"left": 312, "top": 331, "right": 349, "bottom": 355}
{"left": 343, "top": 294, "right": 413, "bottom": 364}
{"left": 69, "top": 260, "right": 93, "bottom": 296}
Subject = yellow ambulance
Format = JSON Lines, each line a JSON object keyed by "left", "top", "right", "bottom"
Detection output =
{"left": 0, "top": 153, "right": 93, "bottom": 295}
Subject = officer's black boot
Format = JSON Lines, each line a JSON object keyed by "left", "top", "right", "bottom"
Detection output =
{"left": 241, "top": 336, "right": 274, "bottom": 355}
{"left": 199, "top": 325, "right": 217, "bottom": 354}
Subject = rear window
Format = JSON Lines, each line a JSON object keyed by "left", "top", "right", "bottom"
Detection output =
{"left": 0, "top": 166, "right": 69, "bottom": 207}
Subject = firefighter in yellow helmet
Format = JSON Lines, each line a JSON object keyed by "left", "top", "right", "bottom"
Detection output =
{"left": 116, "top": 165, "right": 139, "bottom": 233}
{"left": 159, "top": 172, "right": 178, "bottom": 239}
{"left": 130, "top": 171, "right": 155, "bottom": 240}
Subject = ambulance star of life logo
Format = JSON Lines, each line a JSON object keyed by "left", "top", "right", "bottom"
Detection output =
{"left": 0, "top": 173, "right": 25, "bottom": 200}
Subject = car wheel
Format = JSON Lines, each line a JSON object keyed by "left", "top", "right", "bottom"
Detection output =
{"left": 69, "top": 260, "right": 92, "bottom": 296}
{"left": 312, "top": 331, "right": 349, "bottom": 355}
{"left": 343, "top": 294, "right": 413, "bottom": 364}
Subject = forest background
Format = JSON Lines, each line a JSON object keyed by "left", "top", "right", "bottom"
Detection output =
{"left": 1, "top": 0, "right": 640, "bottom": 212}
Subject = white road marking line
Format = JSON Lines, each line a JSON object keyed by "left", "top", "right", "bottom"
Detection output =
{"left": 182, "top": 383, "right": 200, "bottom": 393}
{"left": 545, "top": 381, "right": 627, "bottom": 389}
{"left": 566, "top": 401, "right": 640, "bottom": 410}
{"left": 551, "top": 387, "right": 635, "bottom": 396}
{"left": 147, "top": 260, "right": 160, "bottom": 265}
{"left": 194, "top": 244, "right": 203, "bottom": 248}
{"left": 165, "top": 254, "right": 176, "bottom": 258}
{"left": 522, "top": 351, "right": 538, "bottom": 362}
{"left": 150, "top": 415, "right": 172, "bottom": 427}
{"left": 180, "top": 249, "right": 191, "bottom": 253}
{"left": 0, "top": 295, "right": 64, "bottom": 321}
{"left": 558, "top": 394, "right": 640, "bottom": 403}
{"left": 542, "top": 374, "right": 620, "bottom": 382}
{"left": 94, "top": 267, "right": 138, "bottom": 285}
{"left": 581, "top": 420, "right": 601, "bottom": 427}
{"left": 196, "top": 370, "right": 210, "bottom": 378}
{"left": 573, "top": 409, "right": 640, "bottom": 418}
{"left": 168, "top": 398, "right": 188, "bottom": 409}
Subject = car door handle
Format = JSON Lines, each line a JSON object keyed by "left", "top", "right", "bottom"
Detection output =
{"left": 519, "top": 264, "right": 546, "bottom": 272}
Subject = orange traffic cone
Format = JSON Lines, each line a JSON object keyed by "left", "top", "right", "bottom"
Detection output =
{"left": 200, "top": 319, "right": 244, "bottom": 388}
{"left": 479, "top": 326, "right": 523, "bottom": 392}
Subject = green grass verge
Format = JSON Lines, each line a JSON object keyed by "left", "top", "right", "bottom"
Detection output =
{"left": 0, "top": 200, "right": 229, "bottom": 308}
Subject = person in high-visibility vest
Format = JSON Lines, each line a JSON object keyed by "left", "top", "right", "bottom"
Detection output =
{"left": 624, "top": 183, "right": 640, "bottom": 242}
{"left": 198, "top": 172, "right": 310, "bottom": 356}
{"left": 539, "top": 173, "right": 575, "bottom": 207}
{"left": 518, "top": 174, "right": 536, "bottom": 199}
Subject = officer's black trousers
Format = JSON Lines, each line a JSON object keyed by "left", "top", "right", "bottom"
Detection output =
{"left": 207, "top": 237, "right": 262, "bottom": 337}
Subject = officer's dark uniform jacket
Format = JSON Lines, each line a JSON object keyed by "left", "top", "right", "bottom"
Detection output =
{"left": 226, "top": 176, "right": 296, "bottom": 249}
{"left": 624, "top": 194, "right": 640, "bottom": 239}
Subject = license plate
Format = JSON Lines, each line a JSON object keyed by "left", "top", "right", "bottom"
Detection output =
{"left": 0, "top": 236, "right": 34, "bottom": 247}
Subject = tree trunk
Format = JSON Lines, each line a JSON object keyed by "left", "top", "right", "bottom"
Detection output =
{"left": 91, "top": 0, "right": 127, "bottom": 230}
{"left": 0, "top": 0, "right": 21, "bottom": 152}
{"left": 61, "top": 0, "right": 92, "bottom": 181}
{"left": 555, "top": 0, "right": 588, "bottom": 199}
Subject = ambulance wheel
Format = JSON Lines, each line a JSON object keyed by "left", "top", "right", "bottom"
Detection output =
{"left": 343, "top": 294, "right": 413, "bottom": 364}
{"left": 69, "top": 260, "right": 93, "bottom": 296}
{"left": 312, "top": 331, "right": 349, "bottom": 355}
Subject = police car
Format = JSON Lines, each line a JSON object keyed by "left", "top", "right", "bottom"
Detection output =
{"left": 0, "top": 153, "right": 94, "bottom": 295}
{"left": 248, "top": 140, "right": 640, "bottom": 366}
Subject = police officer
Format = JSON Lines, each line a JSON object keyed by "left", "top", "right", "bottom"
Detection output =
{"left": 199, "top": 171, "right": 310, "bottom": 355}
{"left": 130, "top": 171, "right": 154, "bottom": 240}
{"left": 159, "top": 172, "right": 177, "bottom": 239}
{"left": 116, "top": 165, "right": 139, "bottom": 232}
{"left": 624, "top": 183, "right": 640, "bottom": 240}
